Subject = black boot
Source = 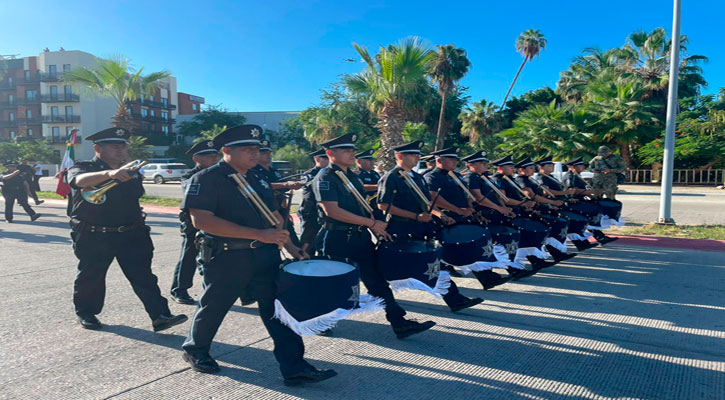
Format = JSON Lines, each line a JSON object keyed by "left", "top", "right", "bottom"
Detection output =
{"left": 475, "top": 270, "right": 512, "bottom": 290}
{"left": 573, "top": 239, "right": 599, "bottom": 251}
{"left": 507, "top": 268, "right": 535, "bottom": 281}
{"left": 546, "top": 245, "right": 577, "bottom": 263}
{"left": 527, "top": 256, "right": 556, "bottom": 270}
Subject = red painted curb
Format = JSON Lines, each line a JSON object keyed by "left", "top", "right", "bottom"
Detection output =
{"left": 590, "top": 234, "right": 725, "bottom": 252}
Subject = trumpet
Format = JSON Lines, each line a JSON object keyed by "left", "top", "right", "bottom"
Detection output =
{"left": 81, "top": 160, "right": 148, "bottom": 204}
{"left": 230, "top": 173, "right": 281, "bottom": 227}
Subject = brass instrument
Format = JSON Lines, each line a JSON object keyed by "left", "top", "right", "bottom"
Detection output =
{"left": 397, "top": 170, "right": 431, "bottom": 211}
{"left": 81, "top": 160, "right": 148, "bottom": 204}
{"left": 334, "top": 170, "right": 374, "bottom": 216}
{"left": 447, "top": 170, "right": 477, "bottom": 203}
{"left": 502, "top": 175, "right": 534, "bottom": 200}
{"left": 230, "top": 173, "right": 281, "bottom": 227}
{"left": 479, "top": 173, "right": 510, "bottom": 203}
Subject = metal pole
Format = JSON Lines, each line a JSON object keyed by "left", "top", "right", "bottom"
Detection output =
{"left": 657, "top": 0, "right": 681, "bottom": 224}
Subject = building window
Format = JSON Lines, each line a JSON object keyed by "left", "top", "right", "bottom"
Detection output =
{"left": 149, "top": 95, "right": 154, "bottom": 101}
{"left": 161, "top": 111, "right": 168, "bottom": 120}
{"left": 64, "top": 85, "right": 72, "bottom": 96}
{"left": 27, "top": 128, "right": 33, "bottom": 136}
{"left": 63, "top": 64, "right": 71, "bottom": 72}
{"left": 26, "top": 109, "right": 32, "bottom": 119}
{"left": 9, "top": 112, "right": 14, "bottom": 122}
{"left": 139, "top": 94, "right": 145, "bottom": 102}
{"left": 24, "top": 70, "right": 30, "bottom": 79}
{"left": 52, "top": 126, "right": 60, "bottom": 137}
{"left": 51, "top": 106, "right": 59, "bottom": 117}
{"left": 7, "top": 77, "right": 13, "bottom": 85}
{"left": 50, "top": 86, "right": 58, "bottom": 99}
{"left": 162, "top": 125, "right": 169, "bottom": 134}
{"left": 48, "top": 65, "right": 57, "bottom": 76}
{"left": 66, "top": 126, "right": 73, "bottom": 136}
{"left": 150, "top": 109, "right": 156, "bottom": 117}
{"left": 192, "top": 103, "right": 198, "bottom": 111}
{"left": 141, "top": 108, "right": 148, "bottom": 117}
{"left": 8, "top": 94, "right": 13, "bottom": 104}
{"left": 65, "top": 106, "right": 73, "bottom": 116}
{"left": 10, "top": 131, "right": 15, "bottom": 138}
{"left": 161, "top": 97, "right": 168, "bottom": 107}
{"left": 26, "top": 89, "right": 38, "bottom": 99}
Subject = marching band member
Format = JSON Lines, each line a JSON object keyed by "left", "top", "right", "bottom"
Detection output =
{"left": 298, "top": 149, "right": 329, "bottom": 253}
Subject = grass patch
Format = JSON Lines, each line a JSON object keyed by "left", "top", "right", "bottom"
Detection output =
{"left": 609, "top": 223, "right": 725, "bottom": 240}
{"left": 37, "top": 191, "right": 181, "bottom": 208}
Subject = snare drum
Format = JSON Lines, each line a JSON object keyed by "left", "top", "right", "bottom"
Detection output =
{"left": 510, "top": 217, "right": 550, "bottom": 249}
{"left": 377, "top": 239, "right": 449, "bottom": 297}
{"left": 438, "top": 224, "right": 493, "bottom": 266}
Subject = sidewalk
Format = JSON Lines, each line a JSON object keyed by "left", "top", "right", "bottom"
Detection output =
{"left": 1, "top": 202, "right": 723, "bottom": 399}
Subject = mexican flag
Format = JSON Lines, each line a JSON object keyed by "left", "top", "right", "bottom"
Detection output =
{"left": 55, "top": 128, "right": 79, "bottom": 198}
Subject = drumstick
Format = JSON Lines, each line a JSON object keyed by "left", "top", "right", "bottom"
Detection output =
{"left": 479, "top": 173, "right": 510, "bottom": 203}
{"left": 334, "top": 170, "right": 375, "bottom": 216}
{"left": 502, "top": 175, "right": 533, "bottom": 200}
{"left": 428, "top": 188, "right": 442, "bottom": 213}
{"left": 398, "top": 170, "right": 431, "bottom": 211}
{"left": 528, "top": 176, "right": 557, "bottom": 198}
{"left": 447, "top": 170, "right": 477, "bottom": 203}
{"left": 230, "top": 174, "right": 280, "bottom": 226}
{"left": 237, "top": 174, "right": 281, "bottom": 225}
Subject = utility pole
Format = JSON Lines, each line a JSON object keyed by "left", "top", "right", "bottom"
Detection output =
{"left": 657, "top": 0, "right": 681, "bottom": 224}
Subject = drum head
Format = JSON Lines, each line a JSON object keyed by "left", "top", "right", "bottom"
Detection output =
{"left": 283, "top": 260, "right": 355, "bottom": 277}
{"left": 440, "top": 224, "right": 488, "bottom": 244}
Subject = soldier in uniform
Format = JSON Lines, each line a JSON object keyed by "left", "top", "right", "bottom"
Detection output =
{"left": 67, "top": 127, "right": 187, "bottom": 331}
{"left": 377, "top": 141, "right": 483, "bottom": 312}
{"left": 314, "top": 133, "right": 436, "bottom": 339}
{"left": 170, "top": 140, "right": 221, "bottom": 305}
{"left": 589, "top": 146, "right": 626, "bottom": 199}
{"left": 2, "top": 162, "right": 41, "bottom": 222}
{"left": 298, "top": 149, "right": 328, "bottom": 253}
{"left": 181, "top": 125, "right": 336, "bottom": 385}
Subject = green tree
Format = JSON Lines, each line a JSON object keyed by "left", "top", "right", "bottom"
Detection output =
{"left": 501, "top": 29, "right": 547, "bottom": 108}
{"left": 62, "top": 56, "right": 171, "bottom": 132}
{"left": 344, "top": 37, "right": 434, "bottom": 168}
{"left": 274, "top": 144, "right": 313, "bottom": 172}
{"left": 177, "top": 106, "right": 247, "bottom": 141}
{"left": 459, "top": 99, "right": 503, "bottom": 155}
{"left": 428, "top": 45, "right": 471, "bottom": 150}
{"left": 18, "top": 140, "right": 57, "bottom": 163}
{"left": 127, "top": 136, "right": 153, "bottom": 160}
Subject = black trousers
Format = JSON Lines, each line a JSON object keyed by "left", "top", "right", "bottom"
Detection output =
{"left": 182, "top": 245, "right": 309, "bottom": 377}
{"left": 71, "top": 226, "right": 170, "bottom": 319}
{"left": 298, "top": 211, "right": 321, "bottom": 251}
{"left": 171, "top": 213, "right": 199, "bottom": 296}
{"left": 317, "top": 228, "right": 407, "bottom": 326}
{"left": 3, "top": 192, "right": 35, "bottom": 221}
{"left": 32, "top": 175, "right": 41, "bottom": 192}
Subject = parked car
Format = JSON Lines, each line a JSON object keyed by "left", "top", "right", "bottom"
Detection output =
{"left": 534, "top": 161, "right": 593, "bottom": 184}
{"left": 142, "top": 163, "right": 190, "bottom": 184}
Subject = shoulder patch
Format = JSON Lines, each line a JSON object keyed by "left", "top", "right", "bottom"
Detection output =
{"left": 318, "top": 180, "right": 330, "bottom": 191}
{"left": 185, "top": 184, "right": 200, "bottom": 196}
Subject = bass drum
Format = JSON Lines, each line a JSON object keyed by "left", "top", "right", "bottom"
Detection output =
{"left": 376, "top": 239, "right": 448, "bottom": 296}
{"left": 560, "top": 211, "right": 588, "bottom": 236}
{"left": 437, "top": 223, "right": 494, "bottom": 266}
{"left": 598, "top": 199, "right": 623, "bottom": 220}
{"left": 510, "top": 217, "right": 550, "bottom": 249}
{"left": 487, "top": 224, "right": 520, "bottom": 261}
{"left": 533, "top": 214, "right": 568, "bottom": 244}
{"left": 566, "top": 201, "right": 601, "bottom": 226}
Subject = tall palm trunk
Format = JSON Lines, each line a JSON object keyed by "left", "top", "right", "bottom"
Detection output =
{"left": 617, "top": 139, "right": 633, "bottom": 169}
{"left": 501, "top": 58, "right": 528, "bottom": 109}
{"left": 111, "top": 104, "right": 139, "bottom": 133}
{"left": 434, "top": 92, "right": 448, "bottom": 150}
{"left": 376, "top": 100, "right": 407, "bottom": 170}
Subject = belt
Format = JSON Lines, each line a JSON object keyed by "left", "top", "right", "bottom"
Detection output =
{"left": 389, "top": 215, "right": 419, "bottom": 224}
{"left": 202, "top": 236, "right": 272, "bottom": 251}
{"left": 71, "top": 218, "right": 144, "bottom": 233}
{"left": 324, "top": 222, "right": 367, "bottom": 232}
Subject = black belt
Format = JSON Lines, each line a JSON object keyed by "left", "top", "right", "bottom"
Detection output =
{"left": 71, "top": 218, "right": 144, "bottom": 233}
{"left": 324, "top": 222, "right": 367, "bottom": 232}
{"left": 199, "top": 235, "right": 272, "bottom": 251}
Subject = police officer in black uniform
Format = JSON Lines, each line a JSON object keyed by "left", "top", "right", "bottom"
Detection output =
{"left": 297, "top": 149, "right": 328, "bottom": 253}
{"left": 419, "top": 155, "right": 436, "bottom": 176}
{"left": 535, "top": 156, "right": 578, "bottom": 199}
{"left": 314, "top": 133, "right": 436, "bottom": 339}
{"left": 170, "top": 140, "right": 221, "bottom": 305}
{"left": 377, "top": 141, "right": 483, "bottom": 312}
{"left": 2, "top": 162, "right": 41, "bottom": 222}
{"left": 181, "top": 125, "right": 335, "bottom": 385}
{"left": 253, "top": 139, "right": 305, "bottom": 246}
{"left": 67, "top": 127, "right": 187, "bottom": 331}
{"left": 355, "top": 149, "right": 383, "bottom": 221}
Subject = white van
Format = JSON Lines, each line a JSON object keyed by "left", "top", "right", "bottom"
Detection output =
{"left": 142, "top": 163, "right": 190, "bottom": 184}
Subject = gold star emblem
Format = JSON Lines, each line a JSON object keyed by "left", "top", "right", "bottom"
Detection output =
{"left": 505, "top": 240, "right": 519, "bottom": 255}
{"left": 116, "top": 129, "right": 125, "bottom": 136}
{"left": 348, "top": 284, "right": 360, "bottom": 308}
{"left": 250, "top": 128, "right": 261, "bottom": 138}
{"left": 424, "top": 259, "right": 440, "bottom": 281}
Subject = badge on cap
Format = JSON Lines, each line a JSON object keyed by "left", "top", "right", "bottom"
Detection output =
{"left": 251, "top": 128, "right": 261, "bottom": 138}
{"left": 351, "top": 134, "right": 357, "bottom": 141}
{"left": 116, "top": 129, "right": 125, "bottom": 136}
{"left": 207, "top": 141, "right": 214, "bottom": 148}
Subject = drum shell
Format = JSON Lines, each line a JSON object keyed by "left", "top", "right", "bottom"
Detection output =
{"left": 276, "top": 257, "right": 360, "bottom": 322}
{"left": 565, "top": 202, "right": 601, "bottom": 225}
{"left": 438, "top": 224, "right": 492, "bottom": 266}
{"left": 487, "top": 224, "right": 520, "bottom": 259}
{"left": 377, "top": 239, "right": 442, "bottom": 283}
{"left": 560, "top": 211, "right": 588, "bottom": 234}
{"left": 598, "top": 199, "right": 622, "bottom": 220}
{"left": 533, "top": 214, "right": 568, "bottom": 243}
{"left": 510, "top": 217, "right": 550, "bottom": 249}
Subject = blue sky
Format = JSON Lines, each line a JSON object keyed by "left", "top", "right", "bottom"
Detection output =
{"left": 1, "top": 0, "right": 721, "bottom": 111}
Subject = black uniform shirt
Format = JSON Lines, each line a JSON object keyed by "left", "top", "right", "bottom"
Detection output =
{"left": 515, "top": 175, "right": 543, "bottom": 196}
{"left": 540, "top": 174, "right": 565, "bottom": 191}
{"left": 377, "top": 166, "right": 430, "bottom": 214}
{"left": 358, "top": 169, "right": 380, "bottom": 188}
{"left": 1, "top": 172, "right": 26, "bottom": 194}
{"left": 67, "top": 157, "right": 145, "bottom": 226}
{"left": 562, "top": 171, "right": 589, "bottom": 200}
{"left": 180, "top": 165, "right": 203, "bottom": 212}
{"left": 424, "top": 167, "right": 468, "bottom": 208}
{"left": 253, "top": 164, "right": 287, "bottom": 206}
{"left": 182, "top": 161, "right": 279, "bottom": 237}
{"left": 464, "top": 171, "right": 502, "bottom": 207}
{"left": 492, "top": 173, "right": 525, "bottom": 201}
{"left": 299, "top": 166, "right": 323, "bottom": 215}
{"left": 313, "top": 164, "right": 368, "bottom": 222}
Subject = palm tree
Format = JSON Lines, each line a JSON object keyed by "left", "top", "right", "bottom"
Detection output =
{"left": 501, "top": 29, "right": 547, "bottom": 109}
{"left": 557, "top": 47, "right": 624, "bottom": 103}
{"left": 344, "top": 37, "right": 433, "bottom": 169}
{"left": 459, "top": 99, "right": 499, "bottom": 143}
{"left": 428, "top": 45, "right": 471, "bottom": 150}
{"left": 63, "top": 56, "right": 171, "bottom": 133}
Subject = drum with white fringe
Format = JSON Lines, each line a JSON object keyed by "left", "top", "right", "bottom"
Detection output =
{"left": 376, "top": 239, "right": 450, "bottom": 298}
{"left": 437, "top": 223, "right": 504, "bottom": 274}
{"left": 274, "top": 257, "right": 384, "bottom": 336}
{"left": 509, "top": 217, "right": 551, "bottom": 268}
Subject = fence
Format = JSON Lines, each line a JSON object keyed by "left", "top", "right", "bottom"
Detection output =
{"left": 627, "top": 169, "right": 725, "bottom": 185}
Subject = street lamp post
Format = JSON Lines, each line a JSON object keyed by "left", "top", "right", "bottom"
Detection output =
{"left": 657, "top": 0, "right": 682, "bottom": 225}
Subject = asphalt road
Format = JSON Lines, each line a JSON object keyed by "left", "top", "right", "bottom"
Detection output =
{"left": 0, "top": 201, "right": 723, "bottom": 399}
{"left": 39, "top": 178, "right": 725, "bottom": 225}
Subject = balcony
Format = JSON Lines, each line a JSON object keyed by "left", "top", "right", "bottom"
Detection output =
{"left": 138, "top": 131, "right": 174, "bottom": 146}
{"left": 16, "top": 118, "right": 42, "bottom": 125}
{"left": 41, "top": 115, "right": 81, "bottom": 123}
{"left": 128, "top": 98, "right": 176, "bottom": 110}
{"left": 0, "top": 82, "right": 16, "bottom": 90}
{"left": 41, "top": 94, "right": 80, "bottom": 102}
{"left": 40, "top": 72, "right": 66, "bottom": 82}
{"left": 16, "top": 97, "right": 41, "bottom": 105}
{"left": 0, "top": 120, "right": 18, "bottom": 128}
{"left": 19, "top": 76, "right": 41, "bottom": 85}
{"left": 130, "top": 113, "right": 176, "bottom": 124}
{"left": 0, "top": 101, "right": 17, "bottom": 109}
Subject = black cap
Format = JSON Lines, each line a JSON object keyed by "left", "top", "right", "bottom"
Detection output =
{"left": 535, "top": 155, "right": 554, "bottom": 165}
{"left": 86, "top": 127, "right": 131, "bottom": 144}
{"left": 421, "top": 155, "right": 435, "bottom": 162}
{"left": 4, "top": 161, "right": 18, "bottom": 168}
{"left": 393, "top": 141, "right": 423, "bottom": 154}
{"left": 187, "top": 140, "right": 219, "bottom": 156}
{"left": 260, "top": 139, "right": 272, "bottom": 152}
{"left": 319, "top": 133, "right": 357, "bottom": 149}
{"left": 309, "top": 149, "right": 328, "bottom": 158}
{"left": 462, "top": 150, "right": 489, "bottom": 163}
{"left": 212, "top": 125, "right": 263, "bottom": 148}
{"left": 491, "top": 155, "right": 514, "bottom": 166}
{"left": 430, "top": 147, "right": 459, "bottom": 159}
{"left": 515, "top": 157, "right": 536, "bottom": 169}
{"left": 565, "top": 157, "right": 586, "bottom": 167}
{"left": 355, "top": 149, "right": 375, "bottom": 159}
